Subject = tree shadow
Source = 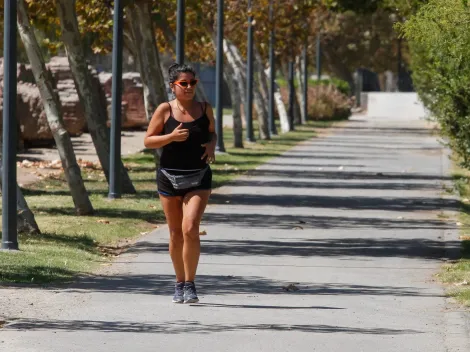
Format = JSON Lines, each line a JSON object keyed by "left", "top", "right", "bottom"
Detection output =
{"left": 199, "top": 213, "right": 455, "bottom": 230}
{"left": 326, "top": 125, "right": 436, "bottom": 136}
{"left": 208, "top": 193, "right": 460, "bottom": 212}
{"left": 60, "top": 273, "right": 440, "bottom": 298}
{"left": 0, "top": 265, "right": 78, "bottom": 284}
{"left": 242, "top": 169, "right": 452, "bottom": 181}
{"left": 27, "top": 206, "right": 165, "bottom": 223}
{"left": 225, "top": 151, "right": 359, "bottom": 160}
{"left": 4, "top": 318, "right": 421, "bottom": 335}
{"left": 227, "top": 179, "right": 439, "bottom": 191}
{"left": 129, "top": 237, "right": 453, "bottom": 261}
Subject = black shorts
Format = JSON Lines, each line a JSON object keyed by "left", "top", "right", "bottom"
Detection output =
{"left": 157, "top": 167, "right": 212, "bottom": 197}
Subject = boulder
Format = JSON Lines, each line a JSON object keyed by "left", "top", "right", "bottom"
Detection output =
{"left": 16, "top": 82, "right": 85, "bottom": 143}
{"left": 99, "top": 72, "right": 147, "bottom": 128}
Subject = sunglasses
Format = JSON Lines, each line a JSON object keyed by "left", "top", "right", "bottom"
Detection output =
{"left": 173, "top": 79, "right": 199, "bottom": 88}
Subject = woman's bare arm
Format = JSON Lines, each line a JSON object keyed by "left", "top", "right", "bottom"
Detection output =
{"left": 144, "top": 103, "right": 188, "bottom": 149}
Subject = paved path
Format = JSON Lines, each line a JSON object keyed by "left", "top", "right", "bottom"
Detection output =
{"left": 1, "top": 116, "right": 470, "bottom": 351}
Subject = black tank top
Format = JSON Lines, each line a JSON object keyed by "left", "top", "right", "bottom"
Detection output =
{"left": 159, "top": 102, "right": 210, "bottom": 170}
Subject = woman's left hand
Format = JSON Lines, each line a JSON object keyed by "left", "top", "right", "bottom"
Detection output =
{"left": 201, "top": 140, "right": 216, "bottom": 164}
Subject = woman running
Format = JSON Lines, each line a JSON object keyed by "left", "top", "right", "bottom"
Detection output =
{"left": 144, "top": 63, "right": 216, "bottom": 304}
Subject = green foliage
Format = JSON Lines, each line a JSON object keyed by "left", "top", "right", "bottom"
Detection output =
{"left": 310, "top": 78, "right": 351, "bottom": 95}
{"left": 402, "top": 0, "right": 470, "bottom": 168}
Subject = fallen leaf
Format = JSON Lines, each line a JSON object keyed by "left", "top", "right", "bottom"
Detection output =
{"left": 97, "top": 219, "right": 110, "bottom": 224}
{"left": 455, "top": 281, "right": 469, "bottom": 286}
{"left": 459, "top": 235, "right": 470, "bottom": 240}
{"left": 199, "top": 230, "right": 207, "bottom": 236}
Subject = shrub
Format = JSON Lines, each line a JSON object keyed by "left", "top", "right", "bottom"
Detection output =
{"left": 402, "top": 0, "right": 470, "bottom": 168}
{"left": 308, "top": 84, "right": 353, "bottom": 120}
{"left": 280, "top": 83, "right": 353, "bottom": 121}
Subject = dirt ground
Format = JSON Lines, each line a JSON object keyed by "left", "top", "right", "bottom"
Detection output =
{"left": 15, "top": 130, "right": 147, "bottom": 186}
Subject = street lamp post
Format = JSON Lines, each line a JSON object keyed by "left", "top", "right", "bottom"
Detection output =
{"left": 176, "top": 0, "right": 185, "bottom": 64}
{"left": 316, "top": 31, "right": 322, "bottom": 81}
{"left": 215, "top": 0, "right": 226, "bottom": 152}
{"left": 268, "top": 0, "right": 277, "bottom": 136}
{"left": 108, "top": 0, "right": 124, "bottom": 199}
{"left": 288, "top": 59, "right": 295, "bottom": 131}
{"left": 245, "top": 0, "right": 255, "bottom": 142}
{"left": 302, "top": 35, "right": 308, "bottom": 123}
{"left": 2, "top": 0, "right": 18, "bottom": 250}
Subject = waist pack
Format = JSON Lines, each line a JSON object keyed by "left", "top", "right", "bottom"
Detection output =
{"left": 160, "top": 166, "right": 208, "bottom": 190}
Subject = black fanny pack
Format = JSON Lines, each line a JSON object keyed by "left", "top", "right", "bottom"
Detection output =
{"left": 160, "top": 166, "right": 208, "bottom": 190}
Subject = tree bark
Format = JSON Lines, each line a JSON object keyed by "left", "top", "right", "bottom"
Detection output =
{"left": 227, "top": 41, "right": 269, "bottom": 139}
{"left": 127, "top": 1, "right": 168, "bottom": 121}
{"left": 281, "top": 61, "right": 302, "bottom": 126}
{"left": 295, "top": 56, "right": 308, "bottom": 124}
{"left": 225, "top": 40, "right": 247, "bottom": 118}
{"left": 17, "top": 0, "right": 93, "bottom": 215}
{"left": 221, "top": 45, "right": 243, "bottom": 148}
{"left": 274, "top": 83, "right": 290, "bottom": 133}
{"left": 254, "top": 49, "right": 270, "bottom": 140}
{"left": 56, "top": 0, "right": 135, "bottom": 194}
{"left": 0, "top": 158, "right": 40, "bottom": 235}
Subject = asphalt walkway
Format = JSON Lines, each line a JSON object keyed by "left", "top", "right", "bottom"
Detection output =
{"left": 1, "top": 115, "right": 470, "bottom": 351}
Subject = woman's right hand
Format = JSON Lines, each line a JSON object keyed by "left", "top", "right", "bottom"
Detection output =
{"left": 170, "top": 123, "right": 189, "bottom": 142}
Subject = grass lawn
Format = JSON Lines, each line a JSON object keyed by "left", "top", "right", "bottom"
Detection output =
{"left": 0, "top": 121, "right": 335, "bottom": 284}
{"left": 438, "top": 166, "right": 470, "bottom": 306}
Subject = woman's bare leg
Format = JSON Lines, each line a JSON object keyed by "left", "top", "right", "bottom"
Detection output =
{"left": 182, "top": 190, "right": 211, "bottom": 282}
{"left": 159, "top": 194, "right": 185, "bottom": 282}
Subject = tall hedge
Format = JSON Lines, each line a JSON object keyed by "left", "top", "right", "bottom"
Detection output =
{"left": 402, "top": 0, "right": 470, "bottom": 167}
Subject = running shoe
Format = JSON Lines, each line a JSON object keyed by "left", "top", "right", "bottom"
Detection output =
{"left": 183, "top": 281, "right": 199, "bottom": 303}
{"left": 172, "top": 282, "right": 185, "bottom": 303}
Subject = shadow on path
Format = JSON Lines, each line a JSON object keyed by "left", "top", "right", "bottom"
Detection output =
{"left": 5, "top": 318, "right": 421, "bottom": 335}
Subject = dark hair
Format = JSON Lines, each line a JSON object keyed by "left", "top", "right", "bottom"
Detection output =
{"left": 168, "top": 63, "right": 197, "bottom": 83}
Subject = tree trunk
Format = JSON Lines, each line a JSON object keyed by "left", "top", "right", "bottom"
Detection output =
{"left": 293, "top": 92, "right": 302, "bottom": 125}
{"left": 127, "top": 1, "right": 168, "bottom": 121}
{"left": 227, "top": 41, "right": 268, "bottom": 140}
{"left": 17, "top": 0, "right": 93, "bottom": 215}
{"left": 222, "top": 56, "right": 243, "bottom": 148}
{"left": 254, "top": 49, "right": 270, "bottom": 140}
{"left": 223, "top": 40, "right": 245, "bottom": 148}
{"left": 281, "top": 61, "right": 302, "bottom": 126}
{"left": 274, "top": 84, "right": 290, "bottom": 133}
{"left": 0, "top": 159, "right": 40, "bottom": 235}
{"left": 56, "top": 0, "right": 135, "bottom": 194}
{"left": 295, "top": 55, "right": 308, "bottom": 124}
{"left": 225, "top": 41, "right": 247, "bottom": 120}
